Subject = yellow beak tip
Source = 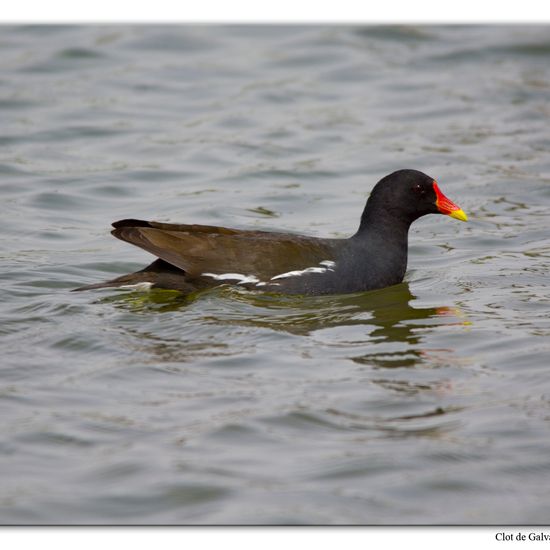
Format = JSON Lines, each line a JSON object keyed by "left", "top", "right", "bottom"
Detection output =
{"left": 449, "top": 209, "right": 468, "bottom": 222}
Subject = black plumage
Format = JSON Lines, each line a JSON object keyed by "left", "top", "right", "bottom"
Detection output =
{"left": 74, "top": 169, "right": 467, "bottom": 295}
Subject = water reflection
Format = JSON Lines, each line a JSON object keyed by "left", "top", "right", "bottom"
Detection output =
{"left": 209, "top": 282, "right": 462, "bottom": 343}
{"left": 323, "top": 404, "right": 461, "bottom": 440}
{"left": 99, "top": 282, "right": 469, "bottom": 374}
{"left": 101, "top": 282, "right": 455, "bottom": 340}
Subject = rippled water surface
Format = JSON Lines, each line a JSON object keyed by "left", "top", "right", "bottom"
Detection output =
{"left": 2, "top": 25, "right": 550, "bottom": 524}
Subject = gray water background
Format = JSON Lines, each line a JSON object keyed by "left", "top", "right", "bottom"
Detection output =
{"left": 2, "top": 25, "right": 550, "bottom": 524}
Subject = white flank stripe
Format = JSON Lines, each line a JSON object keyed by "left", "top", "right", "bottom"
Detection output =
{"left": 319, "top": 260, "right": 336, "bottom": 269}
{"left": 203, "top": 261, "right": 335, "bottom": 287}
{"left": 202, "top": 272, "right": 260, "bottom": 285}
{"left": 271, "top": 266, "right": 327, "bottom": 280}
{"left": 271, "top": 260, "right": 336, "bottom": 281}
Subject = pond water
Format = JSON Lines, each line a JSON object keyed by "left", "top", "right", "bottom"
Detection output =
{"left": 2, "top": 24, "right": 550, "bottom": 524}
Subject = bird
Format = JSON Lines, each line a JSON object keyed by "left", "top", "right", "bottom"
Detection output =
{"left": 73, "top": 169, "right": 467, "bottom": 296}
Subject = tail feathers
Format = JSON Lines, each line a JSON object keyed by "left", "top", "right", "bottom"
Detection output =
{"left": 72, "top": 259, "right": 192, "bottom": 292}
{"left": 111, "top": 219, "right": 152, "bottom": 229}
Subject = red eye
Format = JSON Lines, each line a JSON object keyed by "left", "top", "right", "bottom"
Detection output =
{"left": 412, "top": 184, "right": 424, "bottom": 195}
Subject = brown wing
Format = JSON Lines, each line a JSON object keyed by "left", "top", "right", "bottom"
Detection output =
{"left": 111, "top": 219, "right": 339, "bottom": 280}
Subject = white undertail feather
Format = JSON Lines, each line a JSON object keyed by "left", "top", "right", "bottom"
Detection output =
{"left": 119, "top": 282, "right": 153, "bottom": 291}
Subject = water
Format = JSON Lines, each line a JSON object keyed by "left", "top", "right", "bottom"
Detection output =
{"left": 1, "top": 24, "right": 550, "bottom": 524}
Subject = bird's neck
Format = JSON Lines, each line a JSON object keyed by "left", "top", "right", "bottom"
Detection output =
{"left": 356, "top": 203, "right": 414, "bottom": 240}
{"left": 349, "top": 206, "right": 412, "bottom": 288}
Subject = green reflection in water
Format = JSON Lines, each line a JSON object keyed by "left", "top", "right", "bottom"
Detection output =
{"left": 96, "top": 282, "right": 469, "bottom": 373}
{"left": 98, "top": 281, "right": 453, "bottom": 337}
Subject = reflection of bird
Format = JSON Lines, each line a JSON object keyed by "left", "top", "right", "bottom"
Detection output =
{"left": 346, "top": 285, "right": 465, "bottom": 369}
{"left": 346, "top": 283, "right": 450, "bottom": 346}
{"left": 74, "top": 169, "right": 467, "bottom": 295}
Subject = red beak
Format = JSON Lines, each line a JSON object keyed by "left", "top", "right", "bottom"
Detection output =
{"left": 433, "top": 181, "right": 468, "bottom": 222}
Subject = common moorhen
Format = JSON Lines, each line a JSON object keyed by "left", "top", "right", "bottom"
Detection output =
{"left": 74, "top": 169, "right": 467, "bottom": 295}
